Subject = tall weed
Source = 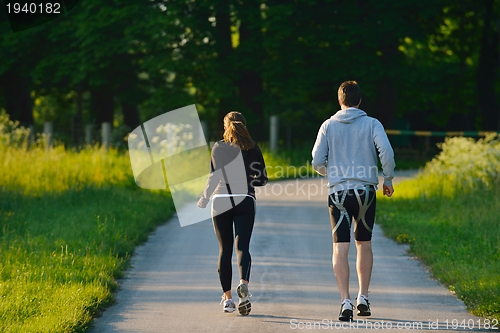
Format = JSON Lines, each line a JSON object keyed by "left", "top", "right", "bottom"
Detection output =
{"left": 401, "top": 134, "right": 500, "bottom": 197}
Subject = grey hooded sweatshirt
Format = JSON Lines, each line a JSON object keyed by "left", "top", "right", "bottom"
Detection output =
{"left": 311, "top": 107, "right": 395, "bottom": 194}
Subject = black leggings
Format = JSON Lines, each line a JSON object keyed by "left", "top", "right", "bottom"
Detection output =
{"left": 212, "top": 196, "right": 255, "bottom": 292}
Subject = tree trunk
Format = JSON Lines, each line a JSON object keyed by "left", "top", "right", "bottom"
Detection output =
{"left": 370, "top": 39, "right": 399, "bottom": 129}
{"left": 476, "top": 0, "right": 500, "bottom": 131}
{"left": 114, "top": 53, "right": 143, "bottom": 131}
{"left": 355, "top": 0, "right": 399, "bottom": 129}
{"left": 73, "top": 84, "right": 84, "bottom": 145}
{"left": 90, "top": 87, "right": 115, "bottom": 125}
{"left": 214, "top": 0, "right": 234, "bottom": 138}
{"left": 371, "top": 77, "right": 398, "bottom": 128}
{"left": 121, "top": 102, "right": 141, "bottom": 130}
{"left": 238, "top": 69, "right": 264, "bottom": 138}
{"left": 236, "top": 0, "right": 265, "bottom": 141}
{"left": 2, "top": 69, "right": 33, "bottom": 126}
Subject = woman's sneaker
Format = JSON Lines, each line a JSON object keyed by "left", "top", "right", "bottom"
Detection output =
{"left": 221, "top": 296, "right": 236, "bottom": 313}
{"left": 356, "top": 294, "right": 371, "bottom": 316}
{"left": 339, "top": 299, "right": 353, "bottom": 321}
{"left": 236, "top": 283, "right": 251, "bottom": 316}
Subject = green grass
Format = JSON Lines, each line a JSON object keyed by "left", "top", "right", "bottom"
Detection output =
{"left": 0, "top": 123, "right": 304, "bottom": 331}
{"left": 260, "top": 143, "right": 317, "bottom": 180}
{"left": 5, "top": 113, "right": 497, "bottom": 329}
{"left": 377, "top": 135, "right": 500, "bottom": 321}
{"left": 0, "top": 146, "right": 174, "bottom": 332}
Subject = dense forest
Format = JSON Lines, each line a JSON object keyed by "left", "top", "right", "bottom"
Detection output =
{"left": 0, "top": 0, "right": 499, "bottom": 146}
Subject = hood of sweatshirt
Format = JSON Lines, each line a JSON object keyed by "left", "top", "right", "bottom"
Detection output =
{"left": 331, "top": 108, "right": 367, "bottom": 124}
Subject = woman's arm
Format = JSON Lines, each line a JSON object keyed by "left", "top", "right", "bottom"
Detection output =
{"left": 250, "top": 146, "right": 268, "bottom": 187}
{"left": 197, "top": 145, "right": 222, "bottom": 208}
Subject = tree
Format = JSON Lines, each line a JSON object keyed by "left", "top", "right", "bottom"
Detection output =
{"left": 476, "top": 0, "right": 500, "bottom": 130}
{"left": 0, "top": 15, "right": 45, "bottom": 126}
{"left": 2, "top": 0, "right": 499, "bottom": 148}
{"left": 234, "top": 0, "right": 265, "bottom": 140}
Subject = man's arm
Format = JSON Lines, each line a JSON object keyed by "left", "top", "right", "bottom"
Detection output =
{"left": 311, "top": 121, "right": 329, "bottom": 176}
{"left": 373, "top": 121, "right": 395, "bottom": 196}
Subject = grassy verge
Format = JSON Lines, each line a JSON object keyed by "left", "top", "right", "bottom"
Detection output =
{"left": 260, "top": 143, "right": 317, "bottom": 180}
{"left": 2, "top": 114, "right": 458, "bottom": 331}
{"left": 0, "top": 140, "right": 302, "bottom": 331}
{"left": 377, "top": 135, "right": 500, "bottom": 321}
{"left": 0, "top": 146, "right": 174, "bottom": 332}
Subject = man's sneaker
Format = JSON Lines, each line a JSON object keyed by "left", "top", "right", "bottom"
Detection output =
{"left": 236, "top": 283, "right": 251, "bottom": 316}
{"left": 356, "top": 294, "right": 371, "bottom": 316}
{"left": 339, "top": 299, "right": 353, "bottom": 321}
{"left": 221, "top": 296, "right": 236, "bottom": 313}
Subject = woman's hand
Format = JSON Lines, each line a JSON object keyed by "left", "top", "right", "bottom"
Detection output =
{"left": 197, "top": 196, "right": 209, "bottom": 208}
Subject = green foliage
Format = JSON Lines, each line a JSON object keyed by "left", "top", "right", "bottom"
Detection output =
{"left": 3, "top": 0, "right": 500, "bottom": 149}
{"left": 405, "top": 134, "right": 500, "bottom": 196}
{"left": 0, "top": 111, "right": 32, "bottom": 148}
{"left": 260, "top": 143, "right": 318, "bottom": 180}
{"left": 377, "top": 135, "right": 500, "bottom": 320}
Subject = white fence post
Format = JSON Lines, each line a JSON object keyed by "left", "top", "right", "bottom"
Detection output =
{"left": 270, "top": 115, "right": 279, "bottom": 153}
{"left": 43, "top": 121, "right": 53, "bottom": 149}
{"left": 101, "top": 122, "right": 111, "bottom": 150}
{"left": 85, "top": 124, "right": 93, "bottom": 146}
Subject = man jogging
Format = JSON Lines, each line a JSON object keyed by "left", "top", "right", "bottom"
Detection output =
{"left": 311, "top": 80, "right": 395, "bottom": 321}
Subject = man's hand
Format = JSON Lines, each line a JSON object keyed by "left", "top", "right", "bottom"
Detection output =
{"left": 383, "top": 185, "right": 394, "bottom": 197}
{"left": 313, "top": 165, "right": 327, "bottom": 177}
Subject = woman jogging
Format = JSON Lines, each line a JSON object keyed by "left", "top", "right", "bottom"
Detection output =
{"left": 197, "top": 111, "right": 268, "bottom": 316}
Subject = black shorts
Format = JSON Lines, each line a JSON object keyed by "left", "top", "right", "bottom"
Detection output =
{"left": 328, "top": 185, "right": 376, "bottom": 243}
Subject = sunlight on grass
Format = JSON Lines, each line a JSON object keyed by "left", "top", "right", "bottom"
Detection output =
{"left": 0, "top": 114, "right": 174, "bottom": 332}
{"left": 395, "top": 134, "right": 500, "bottom": 198}
{"left": 377, "top": 135, "right": 500, "bottom": 321}
{"left": 0, "top": 146, "right": 132, "bottom": 195}
{"left": 0, "top": 114, "right": 309, "bottom": 332}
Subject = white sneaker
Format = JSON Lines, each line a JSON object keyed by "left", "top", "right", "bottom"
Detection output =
{"left": 236, "top": 283, "right": 251, "bottom": 316}
{"left": 221, "top": 296, "right": 236, "bottom": 313}
{"left": 356, "top": 294, "right": 371, "bottom": 316}
{"left": 339, "top": 299, "right": 353, "bottom": 321}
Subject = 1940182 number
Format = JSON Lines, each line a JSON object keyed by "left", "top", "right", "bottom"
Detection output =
{"left": 6, "top": 3, "right": 61, "bottom": 14}
{"left": 444, "top": 319, "right": 499, "bottom": 330}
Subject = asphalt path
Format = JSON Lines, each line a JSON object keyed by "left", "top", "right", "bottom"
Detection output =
{"left": 89, "top": 171, "right": 487, "bottom": 332}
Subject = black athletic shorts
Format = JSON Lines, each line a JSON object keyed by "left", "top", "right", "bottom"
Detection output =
{"left": 328, "top": 185, "right": 376, "bottom": 243}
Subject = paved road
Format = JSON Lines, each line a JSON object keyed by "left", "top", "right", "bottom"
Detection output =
{"left": 89, "top": 172, "right": 486, "bottom": 332}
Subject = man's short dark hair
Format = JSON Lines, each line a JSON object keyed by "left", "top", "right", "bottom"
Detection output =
{"left": 338, "top": 81, "right": 361, "bottom": 107}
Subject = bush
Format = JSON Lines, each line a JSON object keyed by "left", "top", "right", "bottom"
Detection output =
{"left": 403, "top": 134, "right": 500, "bottom": 197}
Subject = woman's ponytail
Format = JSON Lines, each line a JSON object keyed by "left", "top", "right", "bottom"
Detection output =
{"left": 223, "top": 112, "right": 255, "bottom": 150}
